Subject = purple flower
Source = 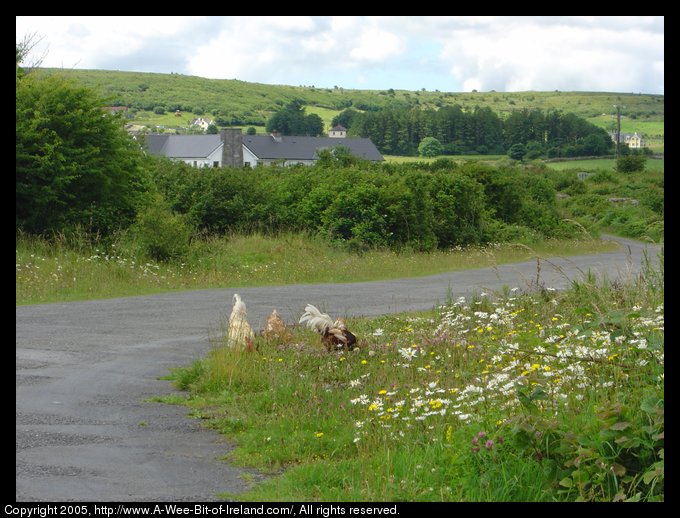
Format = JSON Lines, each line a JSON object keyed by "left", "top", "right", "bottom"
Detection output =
{"left": 471, "top": 437, "right": 479, "bottom": 446}
{"left": 472, "top": 446, "right": 480, "bottom": 454}
{"left": 478, "top": 431, "right": 487, "bottom": 439}
{"left": 485, "top": 440, "right": 494, "bottom": 450}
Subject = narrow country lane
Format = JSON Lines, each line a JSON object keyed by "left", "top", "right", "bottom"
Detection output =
{"left": 16, "top": 236, "right": 660, "bottom": 501}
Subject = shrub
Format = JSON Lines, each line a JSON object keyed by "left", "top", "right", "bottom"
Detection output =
{"left": 617, "top": 154, "right": 646, "bottom": 173}
{"left": 127, "top": 198, "right": 194, "bottom": 262}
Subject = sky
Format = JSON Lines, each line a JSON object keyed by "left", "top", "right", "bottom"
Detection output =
{"left": 16, "top": 16, "right": 664, "bottom": 94}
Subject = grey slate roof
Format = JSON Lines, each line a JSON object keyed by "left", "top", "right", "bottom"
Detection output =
{"left": 145, "top": 134, "right": 222, "bottom": 159}
{"left": 243, "top": 135, "right": 383, "bottom": 162}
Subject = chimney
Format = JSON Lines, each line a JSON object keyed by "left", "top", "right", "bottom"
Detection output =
{"left": 271, "top": 130, "right": 282, "bottom": 143}
{"left": 220, "top": 128, "right": 243, "bottom": 167}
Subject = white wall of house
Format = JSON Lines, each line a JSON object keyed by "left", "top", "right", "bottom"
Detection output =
{"left": 243, "top": 146, "right": 259, "bottom": 168}
{"left": 178, "top": 145, "right": 224, "bottom": 167}
{"left": 627, "top": 133, "right": 645, "bottom": 148}
{"left": 329, "top": 129, "right": 346, "bottom": 138}
{"left": 191, "top": 117, "right": 213, "bottom": 131}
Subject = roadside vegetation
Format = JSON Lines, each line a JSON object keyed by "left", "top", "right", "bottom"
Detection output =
{"left": 163, "top": 250, "right": 663, "bottom": 501}
{"left": 16, "top": 231, "right": 617, "bottom": 305}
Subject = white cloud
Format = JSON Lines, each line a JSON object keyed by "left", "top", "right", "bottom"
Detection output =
{"left": 349, "top": 27, "right": 404, "bottom": 63}
{"left": 438, "top": 18, "right": 664, "bottom": 93}
{"left": 16, "top": 16, "right": 663, "bottom": 93}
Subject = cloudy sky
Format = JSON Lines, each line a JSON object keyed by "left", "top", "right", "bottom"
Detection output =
{"left": 16, "top": 16, "right": 664, "bottom": 94}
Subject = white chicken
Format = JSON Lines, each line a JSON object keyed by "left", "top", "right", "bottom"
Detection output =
{"left": 227, "top": 293, "right": 255, "bottom": 350}
{"left": 299, "top": 304, "right": 357, "bottom": 351}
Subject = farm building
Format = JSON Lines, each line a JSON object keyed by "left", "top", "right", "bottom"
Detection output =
{"left": 144, "top": 129, "right": 383, "bottom": 167}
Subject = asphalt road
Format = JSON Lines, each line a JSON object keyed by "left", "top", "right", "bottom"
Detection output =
{"left": 16, "top": 236, "right": 660, "bottom": 502}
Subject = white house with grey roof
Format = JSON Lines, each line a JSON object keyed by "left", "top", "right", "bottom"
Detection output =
{"left": 609, "top": 131, "right": 646, "bottom": 149}
{"left": 145, "top": 134, "right": 224, "bottom": 167}
{"left": 144, "top": 129, "right": 383, "bottom": 167}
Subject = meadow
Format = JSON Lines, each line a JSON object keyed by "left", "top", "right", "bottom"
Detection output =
{"left": 163, "top": 249, "right": 664, "bottom": 501}
{"left": 545, "top": 158, "right": 665, "bottom": 173}
{"left": 15, "top": 232, "right": 616, "bottom": 306}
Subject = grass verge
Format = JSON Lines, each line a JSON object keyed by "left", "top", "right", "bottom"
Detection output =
{"left": 16, "top": 233, "right": 618, "bottom": 305}
{"left": 167, "top": 250, "right": 663, "bottom": 501}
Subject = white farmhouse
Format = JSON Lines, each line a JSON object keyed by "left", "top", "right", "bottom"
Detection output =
{"left": 144, "top": 129, "right": 383, "bottom": 167}
{"left": 190, "top": 117, "right": 214, "bottom": 132}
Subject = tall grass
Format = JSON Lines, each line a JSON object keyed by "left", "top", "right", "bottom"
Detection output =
{"left": 16, "top": 231, "right": 617, "bottom": 305}
{"left": 165, "top": 249, "right": 663, "bottom": 501}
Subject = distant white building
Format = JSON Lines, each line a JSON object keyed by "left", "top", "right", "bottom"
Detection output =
{"left": 609, "top": 131, "right": 646, "bottom": 149}
{"left": 190, "top": 117, "right": 214, "bottom": 132}
{"left": 329, "top": 125, "right": 347, "bottom": 138}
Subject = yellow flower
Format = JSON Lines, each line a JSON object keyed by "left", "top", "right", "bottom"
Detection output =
{"left": 339, "top": 357, "right": 346, "bottom": 362}
{"left": 361, "top": 359, "right": 368, "bottom": 365}
{"left": 278, "top": 358, "right": 283, "bottom": 362}
{"left": 379, "top": 389, "right": 387, "bottom": 395}
{"left": 315, "top": 432, "right": 324, "bottom": 439}
{"left": 531, "top": 363, "right": 540, "bottom": 370}
{"left": 368, "top": 403, "right": 379, "bottom": 412}
{"left": 543, "top": 365, "right": 552, "bottom": 371}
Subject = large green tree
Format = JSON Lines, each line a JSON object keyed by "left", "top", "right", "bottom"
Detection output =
{"left": 265, "top": 100, "right": 324, "bottom": 136}
{"left": 418, "top": 136, "right": 443, "bottom": 157}
{"left": 16, "top": 73, "right": 149, "bottom": 234}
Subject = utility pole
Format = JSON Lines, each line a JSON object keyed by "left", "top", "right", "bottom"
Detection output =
{"left": 613, "top": 105, "right": 621, "bottom": 158}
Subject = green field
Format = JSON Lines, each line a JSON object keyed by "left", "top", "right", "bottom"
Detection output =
{"left": 384, "top": 154, "right": 506, "bottom": 164}
{"left": 545, "top": 158, "right": 664, "bottom": 173}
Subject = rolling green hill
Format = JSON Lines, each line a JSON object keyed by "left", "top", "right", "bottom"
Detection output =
{"left": 35, "top": 68, "right": 664, "bottom": 146}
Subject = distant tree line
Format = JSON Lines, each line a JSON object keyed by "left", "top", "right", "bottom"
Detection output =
{"left": 331, "top": 106, "right": 612, "bottom": 157}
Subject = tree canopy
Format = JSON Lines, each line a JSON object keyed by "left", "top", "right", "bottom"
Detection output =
{"left": 16, "top": 73, "right": 149, "bottom": 234}
{"left": 265, "top": 100, "right": 325, "bottom": 136}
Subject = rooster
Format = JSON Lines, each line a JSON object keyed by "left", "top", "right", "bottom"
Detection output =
{"left": 227, "top": 293, "right": 255, "bottom": 350}
{"left": 299, "top": 304, "right": 357, "bottom": 351}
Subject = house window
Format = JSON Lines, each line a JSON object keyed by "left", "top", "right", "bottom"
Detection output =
{"left": 193, "top": 161, "right": 197, "bottom": 167}
{"left": 244, "top": 162, "right": 251, "bottom": 168}
{"left": 213, "top": 161, "right": 220, "bottom": 168}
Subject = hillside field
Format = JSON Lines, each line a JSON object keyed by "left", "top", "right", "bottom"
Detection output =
{"left": 36, "top": 68, "right": 664, "bottom": 150}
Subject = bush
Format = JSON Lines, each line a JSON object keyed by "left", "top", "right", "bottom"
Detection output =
{"left": 16, "top": 74, "right": 148, "bottom": 235}
{"left": 153, "top": 106, "right": 166, "bottom": 115}
{"left": 617, "top": 154, "right": 646, "bottom": 173}
{"left": 508, "top": 143, "right": 526, "bottom": 160}
{"left": 418, "top": 137, "right": 443, "bottom": 157}
{"left": 127, "top": 198, "right": 194, "bottom": 261}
